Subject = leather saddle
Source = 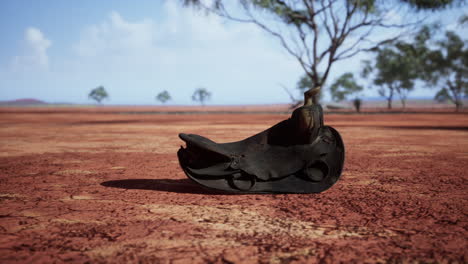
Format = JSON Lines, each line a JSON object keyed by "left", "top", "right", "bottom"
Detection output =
{"left": 177, "top": 100, "right": 345, "bottom": 194}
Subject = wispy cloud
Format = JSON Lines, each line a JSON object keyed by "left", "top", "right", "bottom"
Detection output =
{"left": 65, "top": 3, "right": 300, "bottom": 104}
{"left": 74, "top": 11, "right": 156, "bottom": 58}
{"left": 11, "top": 27, "right": 51, "bottom": 71}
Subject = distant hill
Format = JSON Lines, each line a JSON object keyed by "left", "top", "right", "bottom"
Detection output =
{"left": 0, "top": 98, "right": 47, "bottom": 106}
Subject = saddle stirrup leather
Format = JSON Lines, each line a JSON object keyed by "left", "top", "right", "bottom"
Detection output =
{"left": 177, "top": 87, "right": 345, "bottom": 193}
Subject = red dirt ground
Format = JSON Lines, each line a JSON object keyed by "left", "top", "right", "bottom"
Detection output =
{"left": 0, "top": 107, "right": 467, "bottom": 263}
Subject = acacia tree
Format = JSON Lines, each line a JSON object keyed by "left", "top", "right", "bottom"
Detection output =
{"left": 192, "top": 87, "right": 212, "bottom": 106}
{"left": 156, "top": 90, "right": 172, "bottom": 104}
{"left": 362, "top": 45, "right": 419, "bottom": 109}
{"left": 424, "top": 31, "right": 468, "bottom": 111}
{"left": 361, "top": 50, "right": 393, "bottom": 109}
{"left": 330, "top": 72, "right": 364, "bottom": 112}
{"left": 361, "top": 25, "right": 436, "bottom": 109}
{"left": 88, "top": 86, "right": 109, "bottom": 104}
{"left": 182, "top": 0, "right": 454, "bottom": 94}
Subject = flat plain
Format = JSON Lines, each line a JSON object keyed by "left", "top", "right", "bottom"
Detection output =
{"left": 0, "top": 107, "right": 467, "bottom": 263}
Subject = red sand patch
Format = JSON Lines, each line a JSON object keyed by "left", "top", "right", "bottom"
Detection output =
{"left": 0, "top": 107, "right": 467, "bottom": 263}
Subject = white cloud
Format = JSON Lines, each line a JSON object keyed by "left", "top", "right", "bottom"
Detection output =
{"left": 73, "top": 4, "right": 265, "bottom": 59}
{"left": 74, "top": 11, "right": 156, "bottom": 57}
{"left": 67, "top": 4, "right": 300, "bottom": 104}
{"left": 12, "top": 27, "right": 52, "bottom": 71}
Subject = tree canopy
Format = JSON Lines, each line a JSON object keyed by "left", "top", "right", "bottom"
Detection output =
{"left": 400, "top": 0, "right": 457, "bottom": 10}
{"left": 156, "top": 90, "right": 172, "bottom": 104}
{"left": 192, "top": 87, "right": 212, "bottom": 106}
{"left": 329, "top": 72, "right": 364, "bottom": 111}
{"left": 362, "top": 46, "right": 418, "bottom": 109}
{"left": 361, "top": 24, "right": 438, "bottom": 109}
{"left": 182, "top": 0, "right": 456, "bottom": 97}
{"left": 330, "top": 73, "right": 364, "bottom": 101}
{"left": 423, "top": 30, "right": 468, "bottom": 111}
{"left": 88, "top": 86, "right": 109, "bottom": 104}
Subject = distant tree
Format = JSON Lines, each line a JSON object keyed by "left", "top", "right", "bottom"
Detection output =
{"left": 362, "top": 36, "right": 423, "bottom": 110}
{"left": 88, "top": 86, "right": 109, "bottom": 104}
{"left": 423, "top": 31, "right": 468, "bottom": 111}
{"left": 330, "top": 73, "right": 364, "bottom": 112}
{"left": 156, "top": 90, "right": 171, "bottom": 104}
{"left": 192, "top": 87, "right": 211, "bottom": 106}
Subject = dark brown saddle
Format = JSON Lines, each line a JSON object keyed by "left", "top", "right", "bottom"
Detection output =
{"left": 177, "top": 105, "right": 345, "bottom": 193}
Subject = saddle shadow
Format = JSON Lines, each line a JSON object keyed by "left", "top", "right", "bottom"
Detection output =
{"left": 100, "top": 178, "right": 230, "bottom": 195}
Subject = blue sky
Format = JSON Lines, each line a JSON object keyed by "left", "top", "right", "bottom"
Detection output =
{"left": 0, "top": 0, "right": 466, "bottom": 105}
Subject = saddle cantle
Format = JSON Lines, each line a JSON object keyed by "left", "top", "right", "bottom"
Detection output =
{"left": 177, "top": 87, "right": 345, "bottom": 193}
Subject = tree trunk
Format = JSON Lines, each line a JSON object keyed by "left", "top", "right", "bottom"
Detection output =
{"left": 387, "top": 87, "right": 394, "bottom": 110}
{"left": 353, "top": 99, "right": 362, "bottom": 113}
{"left": 455, "top": 101, "right": 462, "bottom": 112}
{"left": 448, "top": 82, "right": 462, "bottom": 112}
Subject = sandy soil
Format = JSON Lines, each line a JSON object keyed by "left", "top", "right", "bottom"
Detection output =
{"left": 0, "top": 107, "right": 467, "bottom": 263}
